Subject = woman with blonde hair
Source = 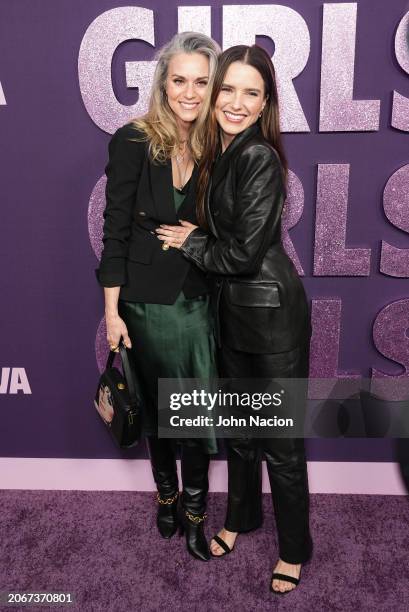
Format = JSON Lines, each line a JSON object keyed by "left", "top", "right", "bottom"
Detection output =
{"left": 96, "top": 32, "right": 220, "bottom": 562}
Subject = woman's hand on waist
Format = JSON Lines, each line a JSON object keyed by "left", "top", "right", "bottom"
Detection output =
{"left": 155, "top": 220, "right": 197, "bottom": 249}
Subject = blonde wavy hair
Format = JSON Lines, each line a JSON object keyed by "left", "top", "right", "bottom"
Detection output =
{"left": 130, "top": 32, "right": 220, "bottom": 163}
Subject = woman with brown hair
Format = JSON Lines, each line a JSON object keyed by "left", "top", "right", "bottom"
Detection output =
{"left": 96, "top": 32, "right": 220, "bottom": 562}
{"left": 156, "top": 44, "right": 313, "bottom": 592}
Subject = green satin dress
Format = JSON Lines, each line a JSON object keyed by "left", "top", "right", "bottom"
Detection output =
{"left": 118, "top": 187, "right": 217, "bottom": 453}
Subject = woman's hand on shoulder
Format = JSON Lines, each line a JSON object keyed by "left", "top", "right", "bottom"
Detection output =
{"left": 155, "top": 220, "right": 197, "bottom": 249}
{"left": 105, "top": 313, "right": 132, "bottom": 351}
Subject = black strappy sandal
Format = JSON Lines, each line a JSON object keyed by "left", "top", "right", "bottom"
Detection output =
{"left": 210, "top": 534, "right": 233, "bottom": 557}
{"left": 270, "top": 571, "right": 301, "bottom": 594}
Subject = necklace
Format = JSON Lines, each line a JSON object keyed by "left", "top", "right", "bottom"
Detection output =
{"left": 174, "top": 142, "right": 191, "bottom": 189}
{"left": 175, "top": 141, "right": 187, "bottom": 165}
{"left": 177, "top": 157, "right": 191, "bottom": 189}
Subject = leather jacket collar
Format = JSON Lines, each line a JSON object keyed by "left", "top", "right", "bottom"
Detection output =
{"left": 212, "top": 122, "right": 262, "bottom": 192}
{"left": 205, "top": 122, "right": 263, "bottom": 237}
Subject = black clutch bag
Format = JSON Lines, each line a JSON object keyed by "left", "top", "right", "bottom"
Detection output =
{"left": 94, "top": 342, "right": 142, "bottom": 448}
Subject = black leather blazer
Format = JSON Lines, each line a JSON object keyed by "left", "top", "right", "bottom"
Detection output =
{"left": 96, "top": 124, "right": 209, "bottom": 303}
{"left": 181, "top": 123, "right": 310, "bottom": 354}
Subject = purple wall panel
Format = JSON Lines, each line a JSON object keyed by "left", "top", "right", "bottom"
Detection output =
{"left": 0, "top": 0, "right": 408, "bottom": 461}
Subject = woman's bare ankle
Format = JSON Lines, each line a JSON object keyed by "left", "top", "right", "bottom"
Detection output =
{"left": 210, "top": 528, "right": 238, "bottom": 556}
{"left": 221, "top": 528, "right": 238, "bottom": 537}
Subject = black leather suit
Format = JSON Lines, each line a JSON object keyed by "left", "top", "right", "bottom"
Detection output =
{"left": 181, "top": 122, "right": 313, "bottom": 563}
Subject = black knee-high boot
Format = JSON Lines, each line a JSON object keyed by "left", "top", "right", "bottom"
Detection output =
{"left": 180, "top": 442, "right": 210, "bottom": 561}
{"left": 146, "top": 436, "right": 179, "bottom": 538}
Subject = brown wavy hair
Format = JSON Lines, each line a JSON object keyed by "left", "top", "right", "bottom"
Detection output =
{"left": 196, "top": 45, "right": 287, "bottom": 227}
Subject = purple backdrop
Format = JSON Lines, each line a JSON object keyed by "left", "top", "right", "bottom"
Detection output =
{"left": 0, "top": 0, "right": 408, "bottom": 462}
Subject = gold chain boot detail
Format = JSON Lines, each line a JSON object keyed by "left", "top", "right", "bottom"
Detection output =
{"left": 156, "top": 491, "right": 179, "bottom": 538}
{"left": 179, "top": 510, "right": 210, "bottom": 561}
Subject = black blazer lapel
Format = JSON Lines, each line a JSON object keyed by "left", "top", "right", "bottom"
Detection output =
{"left": 150, "top": 159, "right": 178, "bottom": 223}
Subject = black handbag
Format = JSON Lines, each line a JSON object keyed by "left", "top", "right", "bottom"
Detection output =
{"left": 94, "top": 342, "right": 142, "bottom": 448}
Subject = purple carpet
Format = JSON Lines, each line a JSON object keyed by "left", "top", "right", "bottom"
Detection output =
{"left": 1, "top": 490, "right": 409, "bottom": 611}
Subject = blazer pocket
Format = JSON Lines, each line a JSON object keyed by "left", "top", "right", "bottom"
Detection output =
{"left": 226, "top": 281, "right": 280, "bottom": 308}
{"left": 127, "top": 238, "right": 155, "bottom": 265}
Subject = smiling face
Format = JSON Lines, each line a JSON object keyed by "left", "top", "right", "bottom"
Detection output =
{"left": 165, "top": 52, "right": 210, "bottom": 134}
{"left": 214, "top": 61, "right": 267, "bottom": 150}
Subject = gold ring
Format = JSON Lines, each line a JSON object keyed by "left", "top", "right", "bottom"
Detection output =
{"left": 162, "top": 243, "right": 170, "bottom": 251}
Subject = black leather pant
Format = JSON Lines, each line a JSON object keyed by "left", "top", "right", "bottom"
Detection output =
{"left": 146, "top": 437, "right": 209, "bottom": 516}
{"left": 219, "top": 343, "right": 313, "bottom": 564}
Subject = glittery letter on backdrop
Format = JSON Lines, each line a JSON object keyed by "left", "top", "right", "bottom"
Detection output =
{"left": 178, "top": 6, "right": 211, "bottom": 35}
{"left": 88, "top": 175, "right": 107, "bottom": 261}
{"left": 78, "top": 7, "right": 155, "bottom": 134}
{"left": 380, "top": 164, "right": 409, "bottom": 278}
{"left": 372, "top": 299, "right": 409, "bottom": 400}
{"left": 319, "top": 3, "right": 380, "bottom": 132}
{"left": 314, "top": 164, "right": 371, "bottom": 276}
{"left": 281, "top": 170, "right": 305, "bottom": 275}
{"left": 309, "top": 298, "right": 361, "bottom": 398}
{"left": 223, "top": 5, "right": 310, "bottom": 132}
{"left": 89, "top": 176, "right": 114, "bottom": 372}
{"left": 0, "top": 81, "right": 6, "bottom": 105}
{"left": 310, "top": 298, "right": 343, "bottom": 377}
{"left": 392, "top": 11, "right": 409, "bottom": 131}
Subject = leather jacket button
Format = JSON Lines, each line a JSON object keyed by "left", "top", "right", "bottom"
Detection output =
{"left": 138, "top": 211, "right": 146, "bottom": 216}
{"left": 213, "top": 210, "right": 220, "bottom": 217}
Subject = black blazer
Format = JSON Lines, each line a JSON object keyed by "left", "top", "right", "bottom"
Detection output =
{"left": 96, "top": 124, "right": 209, "bottom": 303}
{"left": 181, "top": 123, "right": 310, "bottom": 354}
